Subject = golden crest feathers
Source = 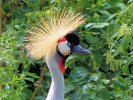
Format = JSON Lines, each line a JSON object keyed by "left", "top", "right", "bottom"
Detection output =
{"left": 25, "top": 8, "right": 86, "bottom": 60}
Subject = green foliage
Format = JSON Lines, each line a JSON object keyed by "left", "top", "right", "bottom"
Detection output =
{"left": 0, "top": 30, "right": 37, "bottom": 99}
{"left": 1, "top": 0, "right": 133, "bottom": 100}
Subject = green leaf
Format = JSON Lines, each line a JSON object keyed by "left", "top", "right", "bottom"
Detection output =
{"left": 34, "top": 96, "right": 45, "bottom": 100}
{"left": 67, "top": 90, "right": 80, "bottom": 100}
{"left": 100, "top": 88, "right": 110, "bottom": 100}
{"left": 23, "top": 88, "right": 33, "bottom": 100}
{"left": 90, "top": 74, "right": 99, "bottom": 81}
{"left": 130, "top": 85, "right": 133, "bottom": 90}
{"left": 107, "top": 14, "right": 116, "bottom": 21}
{"left": 23, "top": 72, "right": 39, "bottom": 78}
{"left": 99, "top": 10, "right": 111, "bottom": 17}
{"left": 85, "top": 23, "right": 93, "bottom": 28}
{"left": 82, "top": 83, "right": 93, "bottom": 94}
{"left": 65, "top": 85, "right": 75, "bottom": 94}
{"left": 122, "top": 65, "right": 130, "bottom": 76}
{"left": 97, "top": 0, "right": 103, "bottom": 7}
{"left": 23, "top": 77, "right": 34, "bottom": 82}
{"left": 66, "top": 54, "right": 83, "bottom": 68}
{"left": 131, "top": 66, "right": 133, "bottom": 73}
{"left": 128, "top": 0, "right": 133, "bottom": 4}
{"left": 92, "top": 23, "right": 109, "bottom": 28}
{"left": 69, "top": 67, "right": 89, "bottom": 82}
{"left": 101, "top": 79, "right": 110, "bottom": 85}
{"left": 86, "top": 23, "right": 109, "bottom": 29}
{"left": 113, "top": 76, "right": 129, "bottom": 91}
{"left": 121, "top": 92, "right": 133, "bottom": 100}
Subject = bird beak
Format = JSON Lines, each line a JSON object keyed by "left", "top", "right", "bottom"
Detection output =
{"left": 71, "top": 45, "right": 91, "bottom": 54}
{"left": 58, "top": 45, "right": 91, "bottom": 74}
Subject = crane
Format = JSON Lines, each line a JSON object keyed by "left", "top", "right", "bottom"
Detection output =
{"left": 25, "top": 8, "right": 91, "bottom": 100}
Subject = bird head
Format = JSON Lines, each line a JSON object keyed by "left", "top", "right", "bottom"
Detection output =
{"left": 57, "top": 33, "right": 91, "bottom": 73}
{"left": 25, "top": 8, "right": 91, "bottom": 73}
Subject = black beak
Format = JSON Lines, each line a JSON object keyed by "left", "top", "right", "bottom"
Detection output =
{"left": 71, "top": 45, "right": 91, "bottom": 54}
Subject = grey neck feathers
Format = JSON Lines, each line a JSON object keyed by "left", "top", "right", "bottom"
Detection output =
{"left": 46, "top": 52, "right": 64, "bottom": 100}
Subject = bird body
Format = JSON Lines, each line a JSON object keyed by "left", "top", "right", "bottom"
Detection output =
{"left": 26, "top": 8, "right": 91, "bottom": 100}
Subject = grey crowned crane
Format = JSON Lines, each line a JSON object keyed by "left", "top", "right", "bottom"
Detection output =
{"left": 26, "top": 9, "right": 91, "bottom": 100}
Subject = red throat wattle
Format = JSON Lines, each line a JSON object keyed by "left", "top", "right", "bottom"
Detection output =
{"left": 58, "top": 57, "right": 65, "bottom": 73}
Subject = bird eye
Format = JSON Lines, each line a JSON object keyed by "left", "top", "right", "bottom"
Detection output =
{"left": 67, "top": 42, "right": 71, "bottom": 47}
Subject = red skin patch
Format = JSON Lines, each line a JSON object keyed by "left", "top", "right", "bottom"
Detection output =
{"left": 58, "top": 36, "right": 66, "bottom": 43}
{"left": 58, "top": 57, "right": 65, "bottom": 73}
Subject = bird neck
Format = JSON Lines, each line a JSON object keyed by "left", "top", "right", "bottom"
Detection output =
{"left": 46, "top": 52, "right": 64, "bottom": 100}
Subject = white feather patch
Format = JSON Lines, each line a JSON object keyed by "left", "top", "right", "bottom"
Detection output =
{"left": 58, "top": 41, "right": 71, "bottom": 56}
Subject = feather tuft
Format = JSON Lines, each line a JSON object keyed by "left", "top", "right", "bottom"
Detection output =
{"left": 25, "top": 8, "right": 86, "bottom": 60}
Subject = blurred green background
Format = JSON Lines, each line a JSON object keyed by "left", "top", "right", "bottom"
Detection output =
{"left": 0, "top": 0, "right": 133, "bottom": 100}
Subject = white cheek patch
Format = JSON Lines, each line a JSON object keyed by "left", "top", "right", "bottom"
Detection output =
{"left": 58, "top": 41, "right": 71, "bottom": 56}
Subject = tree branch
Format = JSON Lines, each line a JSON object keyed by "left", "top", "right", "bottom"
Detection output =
{"left": 31, "top": 64, "right": 47, "bottom": 100}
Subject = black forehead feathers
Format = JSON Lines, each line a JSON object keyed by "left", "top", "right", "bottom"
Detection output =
{"left": 65, "top": 32, "right": 80, "bottom": 45}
